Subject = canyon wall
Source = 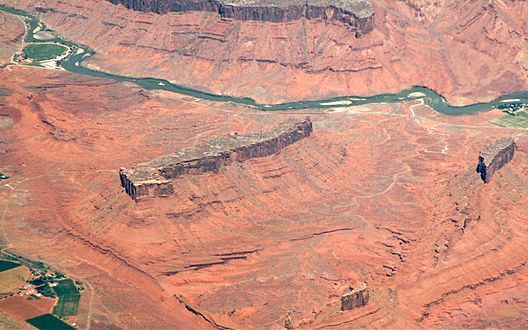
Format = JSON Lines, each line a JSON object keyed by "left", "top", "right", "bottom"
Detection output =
{"left": 0, "top": 12, "right": 24, "bottom": 67}
{"left": 107, "top": 0, "right": 374, "bottom": 35}
{"left": 341, "top": 283, "right": 369, "bottom": 311}
{"left": 476, "top": 138, "right": 515, "bottom": 183}
{"left": 15, "top": 0, "right": 528, "bottom": 104}
{"left": 120, "top": 117, "right": 313, "bottom": 200}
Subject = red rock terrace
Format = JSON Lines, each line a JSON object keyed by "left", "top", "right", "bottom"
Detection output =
{"left": 107, "top": 0, "right": 374, "bottom": 35}
{"left": 341, "top": 282, "right": 369, "bottom": 311}
{"left": 119, "top": 117, "right": 313, "bottom": 200}
{"left": 476, "top": 137, "right": 515, "bottom": 183}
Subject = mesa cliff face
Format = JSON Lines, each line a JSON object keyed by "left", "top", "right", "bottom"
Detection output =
{"left": 341, "top": 283, "right": 369, "bottom": 311}
{"left": 476, "top": 138, "right": 515, "bottom": 183}
{"left": 120, "top": 117, "right": 313, "bottom": 199}
{"left": 107, "top": 0, "right": 374, "bottom": 35}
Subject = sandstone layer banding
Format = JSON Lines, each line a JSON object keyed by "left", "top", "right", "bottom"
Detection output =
{"left": 107, "top": 0, "right": 374, "bottom": 34}
{"left": 4, "top": 2, "right": 528, "bottom": 329}
{"left": 476, "top": 138, "right": 515, "bottom": 183}
{"left": 14, "top": 0, "right": 528, "bottom": 104}
{"left": 3, "top": 66, "right": 528, "bottom": 328}
{"left": 341, "top": 282, "right": 369, "bottom": 311}
{"left": 120, "top": 117, "right": 313, "bottom": 199}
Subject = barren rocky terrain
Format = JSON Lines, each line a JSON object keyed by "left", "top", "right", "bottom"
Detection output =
{"left": 1, "top": 63, "right": 528, "bottom": 328}
{"left": 0, "top": 11, "right": 24, "bottom": 66}
{"left": 1, "top": 0, "right": 528, "bottom": 329}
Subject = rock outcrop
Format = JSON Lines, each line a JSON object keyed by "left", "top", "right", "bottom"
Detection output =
{"left": 476, "top": 138, "right": 515, "bottom": 183}
{"left": 341, "top": 282, "right": 369, "bottom": 311}
{"left": 107, "top": 0, "right": 374, "bottom": 35}
{"left": 119, "top": 117, "right": 313, "bottom": 200}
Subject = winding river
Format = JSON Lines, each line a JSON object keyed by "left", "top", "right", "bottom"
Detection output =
{"left": 2, "top": 3, "right": 527, "bottom": 115}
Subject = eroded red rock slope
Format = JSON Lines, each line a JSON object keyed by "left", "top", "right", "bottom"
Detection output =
{"left": 3, "top": 0, "right": 528, "bottom": 104}
{"left": 1, "top": 64, "right": 528, "bottom": 328}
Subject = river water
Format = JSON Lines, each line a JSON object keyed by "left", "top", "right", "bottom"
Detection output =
{"left": 2, "top": 4, "right": 527, "bottom": 115}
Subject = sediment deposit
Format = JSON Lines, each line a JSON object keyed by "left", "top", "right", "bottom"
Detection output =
{"left": 476, "top": 138, "right": 515, "bottom": 183}
{"left": 341, "top": 283, "right": 369, "bottom": 311}
{"left": 107, "top": 0, "right": 374, "bottom": 34}
{"left": 120, "top": 117, "right": 313, "bottom": 199}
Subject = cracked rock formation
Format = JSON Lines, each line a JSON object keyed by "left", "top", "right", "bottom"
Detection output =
{"left": 107, "top": 0, "right": 374, "bottom": 35}
{"left": 119, "top": 117, "right": 313, "bottom": 199}
{"left": 341, "top": 283, "right": 369, "bottom": 311}
{"left": 476, "top": 138, "right": 515, "bottom": 183}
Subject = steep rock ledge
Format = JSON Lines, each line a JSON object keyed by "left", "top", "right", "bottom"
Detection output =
{"left": 341, "top": 283, "right": 369, "bottom": 311}
{"left": 107, "top": 0, "right": 374, "bottom": 35}
{"left": 476, "top": 138, "right": 515, "bottom": 183}
{"left": 119, "top": 117, "right": 313, "bottom": 200}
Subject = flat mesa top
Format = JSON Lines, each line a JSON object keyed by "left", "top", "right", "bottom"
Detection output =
{"left": 220, "top": 0, "right": 373, "bottom": 18}
{"left": 343, "top": 282, "right": 367, "bottom": 296}
{"left": 480, "top": 138, "right": 514, "bottom": 160}
{"left": 480, "top": 137, "right": 514, "bottom": 159}
{"left": 123, "top": 118, "right": 311, "bottom": 183}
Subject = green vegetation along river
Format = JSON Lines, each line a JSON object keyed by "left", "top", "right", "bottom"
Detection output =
{"left": 23, "top": 43, "right": 68, "bottom": 61}
{"left": 2, "top": 3, "right": 528, "bottom": 115}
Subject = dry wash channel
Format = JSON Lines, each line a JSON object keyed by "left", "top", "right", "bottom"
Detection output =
{"left": 119, "top": 117, "right": 313, "bottom": 200}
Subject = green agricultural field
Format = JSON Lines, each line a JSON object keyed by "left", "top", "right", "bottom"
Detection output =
{"left": 2, "top": 251, "right": 50, "bottom": 272}
{"left": 26, "top": 314, "right": 74, "bottom": 330}
{"left": 490, "top": 113, "right": 528, "bottom": 128}
{"left": 52, "top": 279, "right": 81, "bottom": 317}
{"left": 23, "top": 43, "right": 67, "bottom": 61}
{"left": 52, "top": 279, "right": 78, "bottom": 296}
{"left": 0, "top": 260, "right": 20, "bottom": 272}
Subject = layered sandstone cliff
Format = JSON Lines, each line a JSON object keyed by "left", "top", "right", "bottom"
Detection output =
{"left": 476, "top": 138, "right": 515, "bottom": 183}
{"left": 120, "top": 117, "right": 313, "bottom": 199}
{"left": 13, "top": 0, "right": 528, "bottom": 104}
{"left": 107, "top": 0, "right": 374, "bottom": 35}
{"left": 341, "top": 283, "right": 369, "bottom": 311}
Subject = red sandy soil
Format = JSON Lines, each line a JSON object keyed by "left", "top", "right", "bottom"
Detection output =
{"left": 1, "top": 62, "right": 528, "bottom": 328}
{"left": 2, "top": 0, "right": 528, "bottom": 104}
{"left": 0, "top": 11, "right": 24, "bottom": 66}
{"left": 0, "top": 295, "right": 55, "bottom": 321}
{"left": 0, "top": 312, "right": 33, "bottom": 329}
